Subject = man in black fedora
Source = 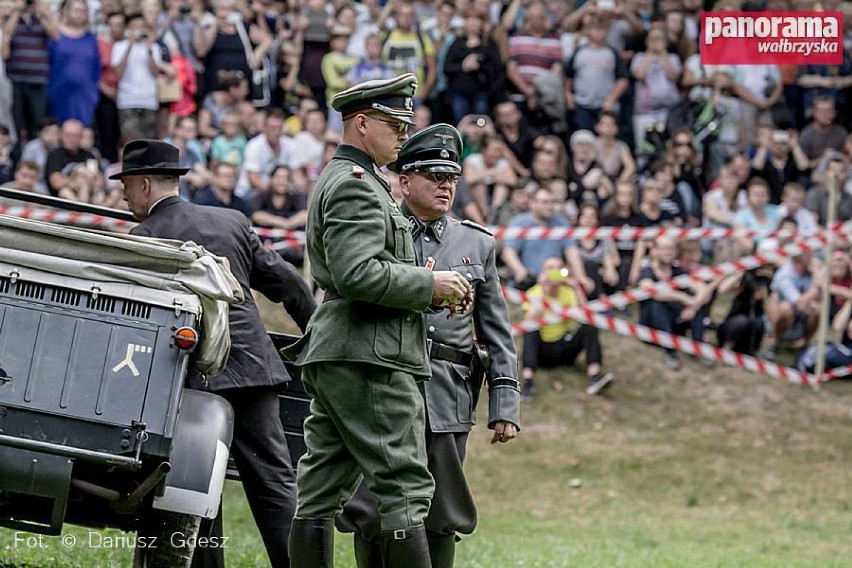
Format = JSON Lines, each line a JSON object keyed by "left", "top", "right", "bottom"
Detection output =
{"left": 112, "top": 139, "right": 316, "bottom": 568}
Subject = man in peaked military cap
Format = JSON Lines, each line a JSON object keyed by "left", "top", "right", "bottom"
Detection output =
{"left": 337, "top": 124, "right": 522, "bottom": 568}
{"left": 286, "top": 75, "right": 473, "bottom": 567}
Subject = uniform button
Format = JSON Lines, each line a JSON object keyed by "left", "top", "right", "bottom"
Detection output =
{"left": 428, "top": 325, "right": 435, "bottom": 333}
{"left": 424, "top": 236, "right": 431, "bottom": 242}
{"left": 466, "top": 272, "right": 473, "bottom": 279}
{"left": 405, "top": 314, "right": 414, "bottom": 322}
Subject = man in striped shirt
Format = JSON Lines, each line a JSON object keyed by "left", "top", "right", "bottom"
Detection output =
{"left": 3, "top": 0, "right": 58, "bottom": 142}
{"left": 505, "top": 2, "right": 561, "bottom": 112}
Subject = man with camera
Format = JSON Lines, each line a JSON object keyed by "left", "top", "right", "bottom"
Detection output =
{"left": 521, "top": 256, "right": 615, "bottom": 401}
{"left": 337, "top": 123, "right": 521, "bottom": 568}
{"left": 111, "top": 13, "right": 167, "bottom": 143}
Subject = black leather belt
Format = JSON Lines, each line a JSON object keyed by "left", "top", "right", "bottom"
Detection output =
{"left": 427, "top": 339, "right": 472, "bottom": 366}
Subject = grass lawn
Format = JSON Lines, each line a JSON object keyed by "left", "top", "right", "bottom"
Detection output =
{"left": 3, "top": 296, "right": 852, "bottom": 567}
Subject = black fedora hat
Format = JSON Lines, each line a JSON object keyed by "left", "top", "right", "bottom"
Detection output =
{"left": 109, "top": 139, "right": 190, "bottom": 180}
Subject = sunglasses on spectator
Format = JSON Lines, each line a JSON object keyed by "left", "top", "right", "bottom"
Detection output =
{"left": 414, "top": 171, "right": 460, "bottom": 185}
{"left": 369, "top": 115, "right": 409, "bottom": 135}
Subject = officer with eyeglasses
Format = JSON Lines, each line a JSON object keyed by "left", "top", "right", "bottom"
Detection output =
{"left": 285, "top": 74, "right": 473, "bottom": 567}
{"left": 337, "top": 123, "right": 522, "bottom": 568}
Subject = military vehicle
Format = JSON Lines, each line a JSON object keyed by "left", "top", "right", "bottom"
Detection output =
{"left": 0, "top": 188, "right": 309, "bottom": 567}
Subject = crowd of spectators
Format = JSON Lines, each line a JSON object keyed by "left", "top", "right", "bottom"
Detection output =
{"left": 1, "top": 0, "right": 851, "bottom": 379}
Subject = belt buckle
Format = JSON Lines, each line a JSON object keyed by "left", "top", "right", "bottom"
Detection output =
{"left": 393, "top": 529, "right": 408, "bottom": 540}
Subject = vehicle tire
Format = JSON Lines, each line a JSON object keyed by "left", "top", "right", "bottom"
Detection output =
{"left": 132, "top": 510, "right": 201, "bottom": 568}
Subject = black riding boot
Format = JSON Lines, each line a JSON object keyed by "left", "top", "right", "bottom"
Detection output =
{"left": 288, "top": 518, "right": 334, "bottom": 567}
{"left": 379, "top": 524, "right": 431, "bottom": 568}
{"left": 353, "top": 533, "right": 383, "bottom": 568}
{"left": 426, "top": 533, "right": 455, "bottom": 568}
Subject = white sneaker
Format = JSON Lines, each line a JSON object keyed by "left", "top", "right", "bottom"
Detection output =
{"left": 586, "top": 372, "right": 614, "bottom": 396}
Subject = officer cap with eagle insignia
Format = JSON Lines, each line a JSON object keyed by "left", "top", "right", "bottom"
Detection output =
{"left": 332, "top": 73, "right": 417, "bottom": 125}
{"left": 388, "top": 123, "right": 463, "bottom": 175}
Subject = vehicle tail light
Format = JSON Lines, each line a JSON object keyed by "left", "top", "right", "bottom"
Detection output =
{"left": 173, "top": 327, "right": 199, "bottom": 351}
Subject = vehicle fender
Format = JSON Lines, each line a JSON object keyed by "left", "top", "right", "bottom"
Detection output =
{"left": 152, "top": 390, "right": 234, "bottom": 519}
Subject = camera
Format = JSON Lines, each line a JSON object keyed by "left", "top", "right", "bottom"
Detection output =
{"left": 179, "top": 5, "right": 192, "bottom": 15}
{"left": 771, "top": 130, "right": 790, "bottom": 144}
{"left": 742, "top": 268, "right": 772, "bottom": 291}
{"left": 546, "top": 268, "right": 569, "bottom": 281}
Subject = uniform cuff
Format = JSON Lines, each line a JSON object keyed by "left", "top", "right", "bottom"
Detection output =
{"left": 487, "top": 380, "right": 521, "bottom": 431}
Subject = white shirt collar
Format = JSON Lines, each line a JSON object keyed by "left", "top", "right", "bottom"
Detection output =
{"left": 148, "top": 195, "right": 173, "bottom": 216}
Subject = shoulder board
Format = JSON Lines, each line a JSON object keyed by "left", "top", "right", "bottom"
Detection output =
{"left": 460, "top": 220, "right": 493, "bottom": 236}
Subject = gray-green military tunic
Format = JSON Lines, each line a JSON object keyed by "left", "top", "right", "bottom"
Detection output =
{"left": 408, "top": 209, "right": 520, "bottom": 436}
{"left": 289, "top": 143, "right": 438, "bottom": 530}
{"left": 338, "top": 203, "right": 521, "bottom": 540}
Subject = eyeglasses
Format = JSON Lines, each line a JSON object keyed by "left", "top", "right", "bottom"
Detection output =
{"left": 414, "top": 171, "right": 460, "bottom": 185}
{"left": 369, "top": 115, "right": 409, "bottom": 135}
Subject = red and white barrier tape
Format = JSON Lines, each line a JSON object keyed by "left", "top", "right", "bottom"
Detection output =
{"left": 513, "top": 303, "right": 852, "bottom": 385}
{"left": 503, "top": 227, "right": 852, "bottom": 385}
{"left": 253, "top": 224, "right": 844, "bottom": 242}
{"left": 260, "top": 222, "right": 847, "bottom": 250}
{"left": 0, "top": 205, "right": 308, "bottom": 248}
{"left": 0, "top": 205, "right": 132, "bottom": 229}
{"left": 586, "top": 233, "right": 835, "bottom": 313}
{"left": 6, "top": 206, "right": 852, "bottom": 246}
{"left": 490, "top": 224, "right": 847, "bottom": 241}
{"left": 264, "top": 239, "right": 304, "bottom": 251}
{"left": 501, "top": 286, "right": 562, "bottom": 312}
{"left": 822, "top": 364, "right": 852, "bottom": 381}
{"left": 502, "top": 233, "right": 835, "bottom": 314}
{"left": 4, "top": 205, "right": 847, "bottom": 383}
{"left": 253, "top": 227, "right": 306, "bottom": 242}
